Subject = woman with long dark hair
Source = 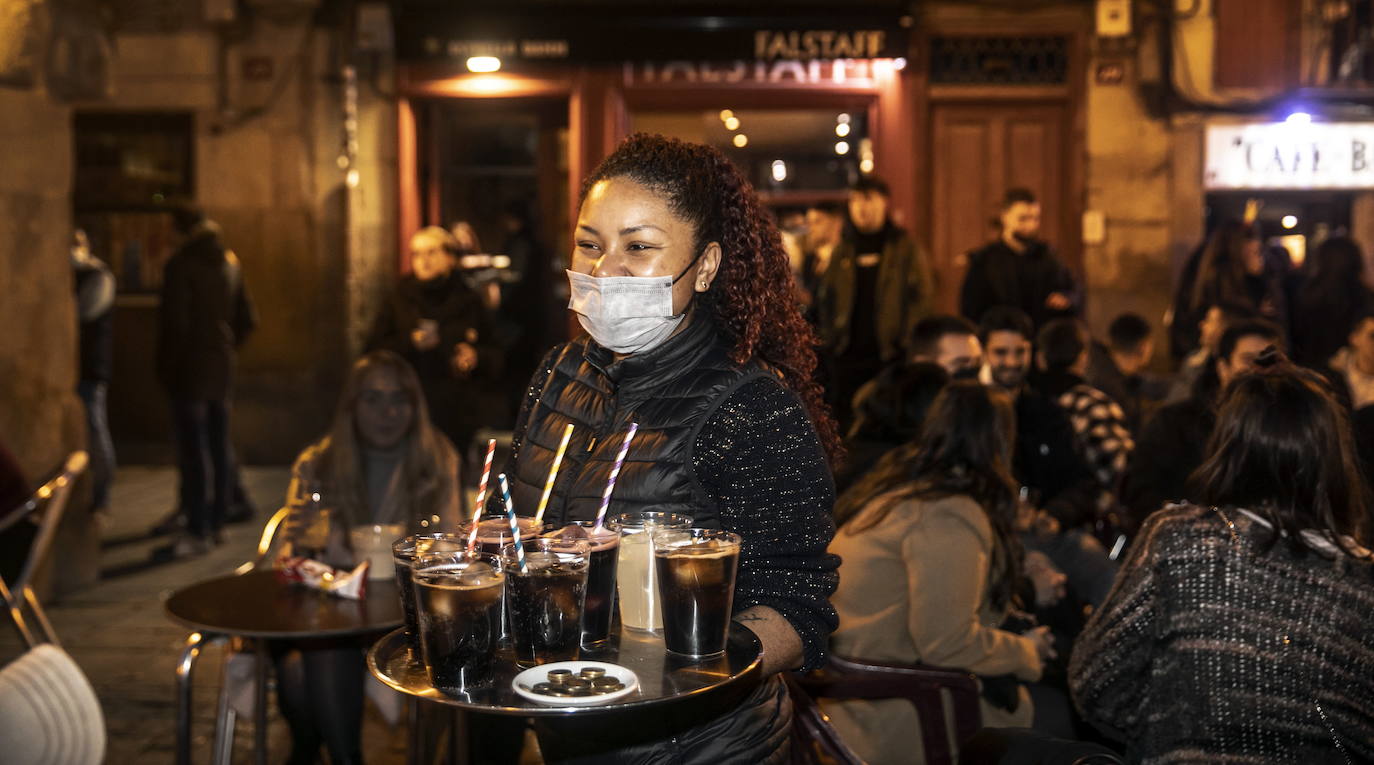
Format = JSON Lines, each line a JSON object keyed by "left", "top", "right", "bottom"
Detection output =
{"left": 491, "top": 133, "right": 840, "bottom": 762}
{"left": 1290, "top": 235, "right": 1374, "bottom": 367}
{"left": 1071, "top": 361, "right": 1374, "bottom": 761}
{"left": 826, "top": 382, "right": 1053, "bottom": 764}
{"left": 1172, "top": 220, "right": 1285, "bottom": 358}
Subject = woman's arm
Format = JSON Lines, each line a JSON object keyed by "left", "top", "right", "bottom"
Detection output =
{"left": 693, "top": 377, "right": 840, "bottom": 674}
{"left": 903, "top": 504, "right": 1042, "bottom": 680}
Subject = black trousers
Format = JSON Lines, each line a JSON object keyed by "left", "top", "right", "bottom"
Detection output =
{"left": 170, "top": 398, "right": 232, "bottom": 538}
{"left": 273, "top": 642, "right": 365, "bottom": 765}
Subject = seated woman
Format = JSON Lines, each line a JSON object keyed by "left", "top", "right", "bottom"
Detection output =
{"left": 1070, "top": 359, "right": 1374, "bottom": 761}
{"left": 274, "top": 350, "right": 461, "bottom": 765}
{"left": 827, "top": 381, "right": 1055, "bottom": 765}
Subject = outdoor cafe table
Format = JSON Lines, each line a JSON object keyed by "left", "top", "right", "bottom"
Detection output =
{"left": 165, "top": 570, "right": 403, "bottom": 765}
{"left": 368, "top": 622, "right": 765, "bottom": 763}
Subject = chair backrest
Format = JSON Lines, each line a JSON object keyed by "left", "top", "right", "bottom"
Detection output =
{"left": 0, "top": 644, "right": 105, "bottom": 765}
{"left": 0, "top": 452, "right": 88, "bottom": 649}
{"left": 783, "top": 673, "right": 864, "bottom": 765}
{"left": 234, "top": 505, "right": 292, "bottom": 576}
{"left": 795, "top": 654, "right": 983, "bottom": 765}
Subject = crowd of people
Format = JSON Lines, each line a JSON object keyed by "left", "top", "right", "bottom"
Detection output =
{"left": 39, "top": 133, "right": 1374, "bottom": 763}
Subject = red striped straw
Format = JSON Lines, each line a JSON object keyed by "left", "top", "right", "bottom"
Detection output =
{"left": 533, "top": 423, "right": 575, "bottom": 524}
{"left": 594, "top": 422, "right": 638, "bottom": 531}
{"left": 466, "top": 438, "right": 496, "bottom": 553}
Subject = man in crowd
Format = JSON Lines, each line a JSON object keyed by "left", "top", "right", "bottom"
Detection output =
{"left": 72, "top": 228, "right": 116, "bottom": 520}
{"left": 790, "top": 201, "right": 845, "bottom": 310}
{"left": 1087, "top": 312, "right": 1169, "bottom": 433}
{"left": 1326, "top": 308, "right": 1374, "bottom": 410}
{"left": 980, "top": 307, "right": 1114, "bottom": 607}
{"left": 1036, "top": 318, "right": 1134, "bottom": 495}
{"left": 817, "top": 176, "right": 933, "bottom": 427}
{"left": 1123, "top": 318, "right": 1284, "bottom": 527}
{"left": 961, "top": 188, "right": 1078, "bottom": 330}
{"left": 909, "top": 314, "right": 983, "bottom": 379}
{"left": 157, "top": 205, "right": 257, "bottom": 556}
{"left": 1167, "top": 300, "right": 1255, "bottom": 403}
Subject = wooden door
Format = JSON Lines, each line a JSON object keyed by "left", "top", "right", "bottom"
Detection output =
{"left": 928, "top": 102, "right": 1074, "bottom": 313}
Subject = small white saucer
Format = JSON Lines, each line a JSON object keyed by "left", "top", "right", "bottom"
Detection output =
{"left": 511, "top": 661, "right": 639, "bottom": 706}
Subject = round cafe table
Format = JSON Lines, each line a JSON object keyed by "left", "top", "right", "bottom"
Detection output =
{"left": 165, "top": 571, "right": 403, "bottom": 765}
{"left": 368, "top": 623, "right": 764, "bottom": 762}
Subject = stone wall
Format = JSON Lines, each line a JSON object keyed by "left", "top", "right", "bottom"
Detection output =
{"left": 0, "top": 88, "right": 83, "bottom": 484}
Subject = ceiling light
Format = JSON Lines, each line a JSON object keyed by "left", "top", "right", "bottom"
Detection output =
{"left": 733, "top": 133, "right": 748, "bottom": 148}
{"left": 859, "top": 157, "right": 875, "bottom": 174}
{"left": 835, "top": 123, "right": 851, "bottom": 137}
{"left": 724, "top": 116, "right": 741, "bottom": 131}
{"left": 719, "top": 109, "right": 734, "bottom": 122}
{"left": 834, "top": 141, "right": 850, "bottom": 155}
{"left": 837, "top": 113, "right": 851, "bottom": 124}
{"left": 1282, "top": 215, "right": 1298, "bottom": 229}
{"left": 771, "top": 160, "right": 787, "bottom": 182}
{"left": 466, "top": 56, "right": 501, "bottom": 73}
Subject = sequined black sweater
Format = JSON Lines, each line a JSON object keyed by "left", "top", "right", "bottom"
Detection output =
{"left": 501, "top": 344, "right": 841, "bottom": 672}
{"left": 1069, "top": 503, "right": 1374, "bottom": 763}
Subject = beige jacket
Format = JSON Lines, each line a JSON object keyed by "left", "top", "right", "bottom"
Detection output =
{"left": 824, "top": 494, "right": 1041, "bottom": 765}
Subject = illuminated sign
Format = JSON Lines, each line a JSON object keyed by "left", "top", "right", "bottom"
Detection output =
{"left": 623, "top": 59, "right": 883, "bottom": 87}
{"left": 1205, "top": 122, "right": 1374, "bottom": 190}
{"left": 753, "top": 30, "right": 887, "bottom": 61}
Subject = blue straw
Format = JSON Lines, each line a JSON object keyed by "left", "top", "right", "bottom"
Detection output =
{"left": 499, "top": 473, "right": 526, "bottom": 572}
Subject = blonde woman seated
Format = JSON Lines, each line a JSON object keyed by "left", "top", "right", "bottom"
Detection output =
{"left": 826, "top": 381, "right": 1055, "bottom": 765}
{"left": 273, "top": 350, "right": 461, "bottom": 765}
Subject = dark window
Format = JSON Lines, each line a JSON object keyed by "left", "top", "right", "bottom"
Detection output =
{"left": 929, "top": 36, "right": 1070, "bottom": 85}
{"left": 73, "top": 111, "right": 194, "bottom": 293}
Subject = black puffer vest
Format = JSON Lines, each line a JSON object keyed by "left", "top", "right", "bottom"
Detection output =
{"left": 507, "top": 315, "right": 776, "bottom": 529}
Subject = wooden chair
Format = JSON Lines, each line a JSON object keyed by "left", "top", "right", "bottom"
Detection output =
{"left": 795, "top": 654, "right": 983, "bottom": 765}
{"left": 784, "top": 673, "right": 864, "bottom": 765}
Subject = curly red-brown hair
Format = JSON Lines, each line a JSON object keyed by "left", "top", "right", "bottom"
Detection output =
{"left": 582, "top": 133, "right": 842, "bottom": 465}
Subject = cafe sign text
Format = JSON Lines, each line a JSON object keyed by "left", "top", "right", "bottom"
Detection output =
{"left": 1206, "top": 122, "right": 1374, "bottom": 190}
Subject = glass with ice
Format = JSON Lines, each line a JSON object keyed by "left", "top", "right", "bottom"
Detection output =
{"left": 606, "top": 512, "right": 692, "bottom": 632}
{"left": 392, "top": 534, "right": 464, "bottom": 657}
{"left": 350, "top": 523, "right": 406, "bottom": 580}
{"left": 412, "top": 550, "right": 504, "bottom": 694}
{"left": 545, "top": 521, "right": 621, "bottom": 648}
{"left": 501, "top": 537, "right": 589, "bottom": 668}
{"left": 652, "top": 528, "right": 740, "bottom": 658}
{"left": 460, "top": 514, "right": 544, "bottom": 555}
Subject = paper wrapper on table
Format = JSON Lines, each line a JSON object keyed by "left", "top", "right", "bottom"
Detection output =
{"left": 275, "top": 557, "right": 370, "bottom": 600}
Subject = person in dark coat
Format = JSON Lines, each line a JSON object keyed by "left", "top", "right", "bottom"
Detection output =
{"left": 1169, "top": 220, "right": 1286, "bottom": 362}
{"left": 495, "top": 134, "right": 841, "bottom": 762}
{"left": 367, "top": 226, "right": 501, "bottom": 465}
{"left": 72, "top": 228, "right": 116, "bottom": 515}
{"left": 157, "top": 206, "right": 257, "bottom": 555}
{"left": 979, "top": 307, "right": 1113, "bottom": 607}
{"left": 835, "top": 362, "right": 950, "bottom": 495}
{"left": 1086, "top": 312, "right": 1168, "bottom": 433}
{"left": 1288, "top": 235, "right": 1374, "bottom": 368}
{"left": 816, "top": 176, "right": 934, "bottom": 428}
{"left": 960, "top": 188, "right": 1078, "bottom": 331}
{"left": 1121, "top": 318, "right": 1283, "bottom": 529}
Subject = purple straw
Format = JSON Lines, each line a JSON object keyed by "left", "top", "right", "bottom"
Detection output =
{"left": 594, "top": 423, "right": 639, "bottom": 530}
{"left": 499, "top": 473, "right": 526, "bottom": 572}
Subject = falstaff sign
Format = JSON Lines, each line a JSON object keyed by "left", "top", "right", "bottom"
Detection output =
{"left": 1205, "top": 122, "right": 1374, "bottom": 190}
{"left": 394, "top": 8, "right": 909, "bottom": 64}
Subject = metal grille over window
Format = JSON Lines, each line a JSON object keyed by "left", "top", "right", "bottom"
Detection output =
{"left": 929, "top": 36, "right": 1070, "bottom": 85}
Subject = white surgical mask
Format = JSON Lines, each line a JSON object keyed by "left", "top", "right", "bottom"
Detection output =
{"left": 567, "top": 269, "right": 686, "bottom": 354}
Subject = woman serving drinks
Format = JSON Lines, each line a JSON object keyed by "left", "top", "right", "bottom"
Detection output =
{"left": 491, "top": 133, "right": 841, "bottom": 761}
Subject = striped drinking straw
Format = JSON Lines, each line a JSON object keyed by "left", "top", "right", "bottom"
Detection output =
{"left": 466, "top": 438, "right": 497, "bottom": 553}
{"left": 593, "top": 422, "right": 639, "bottom": 531}
{"left": 499, "top": 473, "right": 526, "bottom": 572}
{"left": 533, "top": 423, "right": 574, "bottom": 525}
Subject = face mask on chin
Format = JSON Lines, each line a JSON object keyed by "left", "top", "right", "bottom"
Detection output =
{"left": 566, "top": 253, "right": 703, "bottom": 354}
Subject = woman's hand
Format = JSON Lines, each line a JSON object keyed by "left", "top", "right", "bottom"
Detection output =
{"left": 1024, "top": 625, "right": 1058, "bottom": 661}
